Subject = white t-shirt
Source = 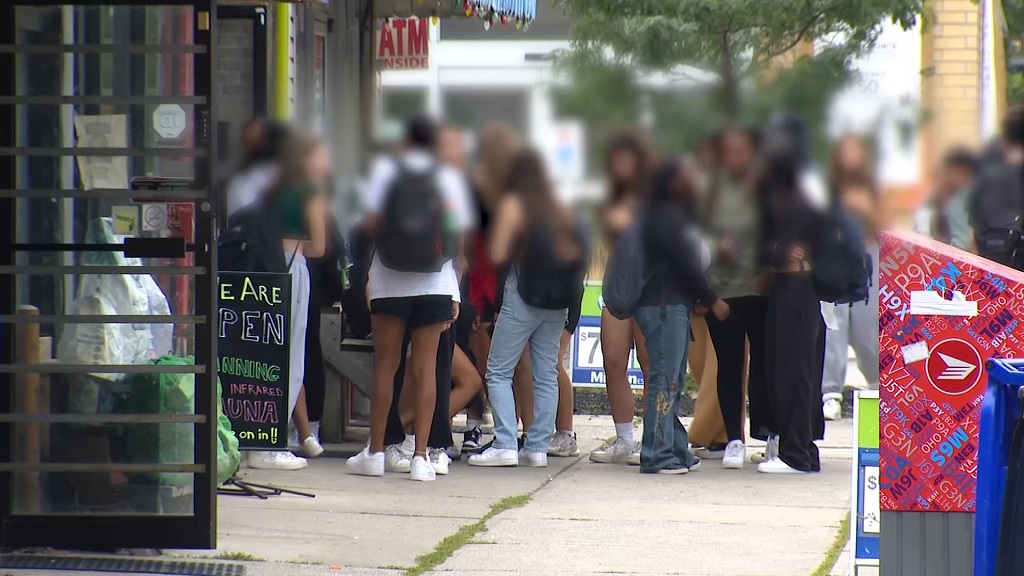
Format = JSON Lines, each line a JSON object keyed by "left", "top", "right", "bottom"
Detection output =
{"left": 362, "top": 151, "right": 474, "bottom": 302}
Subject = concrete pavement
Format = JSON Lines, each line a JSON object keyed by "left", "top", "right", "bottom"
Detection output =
{"left": 7, "top": 415, "right": 855, "bottom": 576}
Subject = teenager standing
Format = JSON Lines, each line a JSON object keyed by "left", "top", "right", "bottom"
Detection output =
{"left": 346, "top": 115, "right": 472, "bottom": 481}
{"left": 701, "top": 127, "right": 765, "bottom": 469}
{"left": 635, "top": 157, "right": 727, "bottom": 474}
{"left": 757, "top": 131, "right": 826, "bottom": 475}
{"left": 590, "top": 132, "right": 654, "bottom": 466}
{"left": 469, "top": 149, "right": 587, "bottom": 468}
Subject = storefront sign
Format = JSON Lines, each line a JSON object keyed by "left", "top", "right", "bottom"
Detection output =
{"left": 73, "top": 114, "right": 128, "bottom": 191}
{"left": 571, "top": 284, "right": 644, "bottom": 388}
{"left": 879, "top": 231, "right": 1024, "bottom": 512}
{"left": 153, "top": 104, "right": 187, "bottom": 140}
{"left": 218, "top": 272, "right": 292, "bottom": 450}
{"left": 851, "top": 391, "right": 880, "bottom": 571}
{"left": 377, "top": 17, "right": 429, "bottom": 70}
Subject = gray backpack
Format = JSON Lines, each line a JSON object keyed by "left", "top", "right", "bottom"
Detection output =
{"left": 602, "top": 222, "right": 655, "bottom": 320}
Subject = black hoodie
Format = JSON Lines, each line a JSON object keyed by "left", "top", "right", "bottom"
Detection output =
{"left": 638, "top": 159, "right": 718, "bottom": 308}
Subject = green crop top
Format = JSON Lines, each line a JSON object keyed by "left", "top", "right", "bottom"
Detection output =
{"left": 275, "top": 184, "right": 317, "bottom": 240}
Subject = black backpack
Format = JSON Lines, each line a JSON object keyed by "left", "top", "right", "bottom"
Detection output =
{"left": 517, "top": 219, "right": 589, "bottom": 310}
{"left": 602, "top": 221, "right": 652, "bottom": 320}
{"left": 376, "top": 160, "right": 449, "bottom": 273}
{"left": 218, "top": 198, "right": 292, "bottom": 274}
{"left": 812, "top": 206, "right": 872, "bottom": 305}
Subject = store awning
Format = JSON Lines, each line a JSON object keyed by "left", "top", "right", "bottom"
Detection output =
{"left": 373, "top": 0, "right": 537, "bottom": 21}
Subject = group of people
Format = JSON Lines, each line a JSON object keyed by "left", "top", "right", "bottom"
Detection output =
{"left": 220, "top": 111, "right": 885, "bottom": 481}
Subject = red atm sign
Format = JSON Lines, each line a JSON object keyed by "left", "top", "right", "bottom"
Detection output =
{"left": 377, "top": 18, "right": 429, "bottom": 70}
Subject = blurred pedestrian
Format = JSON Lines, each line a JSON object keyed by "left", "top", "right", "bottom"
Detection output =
{"left": 634, "top": 156, "right": 727, "bottom": 474}
{"left": 590, "top": 131, "right": 654, "bottom": 466}
{"left": 469, "top": 148, "right": 588, "bottom": 468}
{"left": 915, "top": 148, "right": 977, "bottom": 252}
{"left": 970, "top": 106, "right": 1024, "bottom": 267}
{"left": 248, "top": 134, "right": 331, "bottom": 471}
{"left": 700, "top": 126, "right": 765, "bottom": 469}
{"left": 346, "top": 115, "right": 472, "bottom": 482}
{"left": 756, "top": 129, "right": 826, "bottom": 475}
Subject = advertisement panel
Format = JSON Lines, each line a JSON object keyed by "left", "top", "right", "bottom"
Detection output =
{"left": 571, "top": 284, "right": 645, "bottom": 388}
{"left": 377, "top": 18, "right": 430, "bottom": 70}
{"left": 879, "top": 231, "right": 1024, "bottom": 512}
{"left": 852, "top": 391, "right": 880, "bottom": 571}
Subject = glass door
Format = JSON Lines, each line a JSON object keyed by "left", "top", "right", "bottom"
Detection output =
{"left": 0, "top": 0, "right": 218, "bottom": 549}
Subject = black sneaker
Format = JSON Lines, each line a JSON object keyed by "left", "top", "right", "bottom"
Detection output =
{"left": 462, "top": 427, "right": 483, "bottom": 453}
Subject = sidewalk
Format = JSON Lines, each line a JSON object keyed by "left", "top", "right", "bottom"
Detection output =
{"left": 9, "top": 415, "right": 855, "bottom": 576}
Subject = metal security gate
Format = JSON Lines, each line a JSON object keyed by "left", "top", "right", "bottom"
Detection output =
{"left": 0, "top": 0, "right": 217, "bottom": 549}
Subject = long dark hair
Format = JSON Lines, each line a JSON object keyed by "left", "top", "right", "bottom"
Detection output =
{"left": 757, "top": 130, "right": 804, "bottom": 218}
{"left": 650, "top": 156, "right": 700, "bottom": 217}
{"left": 507, "top": 148, "right": 580, "bottom": 259}
{"left": 605, "top": 130, "right": 655, "bottom": 202}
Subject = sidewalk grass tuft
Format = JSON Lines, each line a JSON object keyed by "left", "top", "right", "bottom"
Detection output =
{"left": 405, "top": 494, "right": 532, "bottom": 576}
{"left": 810, "top": 513, "right": 851, "bottom": 576}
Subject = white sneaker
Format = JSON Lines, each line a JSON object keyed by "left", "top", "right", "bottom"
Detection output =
{"left": 548, "top": 431, "right": 580, "bottom": 457}
{"left": 301, "top": 436, "right": 324, "bottom": 458}
{"left": 410, "top": 455, "right": 436, "bottom": 482}
{"left": 346, "top": 447, "right": 384, "bottom": 477}
{"left": 687, "top": 458, "right": 702, "bottom": 472}
{"left": 248, "top": 450, "right": 308, "bottom": 471}
{"left": 752, "top": 435, "right": 779, "bottom": 463}
{"left": 627, "top": 441, "right": 641, "bottom": 466}
{"left": 428, "top": 448, "right": 451, "bottom": 475}
{"left": 823, "top": 398, "right": 842, "bottom": 421}
{"left": 385, "top": 445, "right": 412, "bottom": 473}
{"left": 519, "top": 449, "right": 548, "bottom": 467}
{"left": 468, "top": 446, "right": 519, "bottom": 467}
{"left": 757, "top": 457, "right": 808, "bottom": 474}
{"left": 590, "top": 437, "right": 633, "bottom": 464}
{"left": 694, "top": 445, "right": 725, "bottom": 460}
{"left": 722, "top": 440, "right": 745, "bottom": 469}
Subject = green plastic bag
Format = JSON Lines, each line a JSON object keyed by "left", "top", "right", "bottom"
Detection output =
{"left": 126, "top": 356, "right": 240, "bottom": 486}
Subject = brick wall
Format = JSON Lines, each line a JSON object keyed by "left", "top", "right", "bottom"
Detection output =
{"left": 215, "top": 18, "right": 256, "bottom": 168}
{"left": 921, "top": 0, "right": 983, "bottom": 174}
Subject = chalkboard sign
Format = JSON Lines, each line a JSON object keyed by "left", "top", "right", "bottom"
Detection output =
{"left": 217, "top": 272, "right": 291, "bottom": 450}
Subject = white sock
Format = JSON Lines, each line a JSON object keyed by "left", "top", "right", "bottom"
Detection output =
{"left": 615, "top": 422, "right": 634, "bottom": 445}
{"left": 404, "top": 433, "right": 415, "bottom": 448}
{"left": 467, "top": 419, "right": 482, "bottom": 430}
{"left": 310, "top": 421, "right": 320, "bottom": 440}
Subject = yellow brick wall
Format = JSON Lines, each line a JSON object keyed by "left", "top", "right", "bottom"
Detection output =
{"left": 921, "top": 0, "right": 983, "bottom": 178}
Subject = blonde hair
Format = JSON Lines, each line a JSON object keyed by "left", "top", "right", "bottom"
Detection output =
{"left": 476, "top": 122, "right": 523, "bottom": 207}
{"left": 277, "top": 134, "right": 326, "bottom": 190}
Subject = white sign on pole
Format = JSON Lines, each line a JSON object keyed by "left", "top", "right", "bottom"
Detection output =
{"left": 548, "top": 121, "right": 584, "bottom": 184}
{"left": 152, "top": 104, "right": 187, "bottom": 139}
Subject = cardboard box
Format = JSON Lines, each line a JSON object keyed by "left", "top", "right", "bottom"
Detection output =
{"left": 879, "top": 231, "right": 1024, "bottom": 512}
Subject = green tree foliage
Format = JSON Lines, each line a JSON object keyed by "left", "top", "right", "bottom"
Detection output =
{"left": 551, "top": 0, "right": 923, "bottom": 163}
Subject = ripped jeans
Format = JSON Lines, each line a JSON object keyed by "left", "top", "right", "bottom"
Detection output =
{"left": 634, "top": 304, "right": 698, "bottom": 473}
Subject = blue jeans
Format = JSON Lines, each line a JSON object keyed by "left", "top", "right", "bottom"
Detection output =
{"left": 634, "top": 304, "right": 698, "bottom": 473}
{"left": 486, "top": 273, "right": 567, "bottom": 453}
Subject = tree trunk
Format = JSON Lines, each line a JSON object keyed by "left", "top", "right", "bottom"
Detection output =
{"left": 719, "top": 32, "right": 740, "bottom": 117}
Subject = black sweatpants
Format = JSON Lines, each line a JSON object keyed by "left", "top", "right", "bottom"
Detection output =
{"left": 303, "top": 307, "right": 326, "bottom": 422}
{"left": 706, "top": 295, "right": 767, "bottom": 442}
{"left": 765, "top": 273, "right": 824, "bottom": 472}
{"left": 384, "top": 325, "right": 456, "bottom": 449}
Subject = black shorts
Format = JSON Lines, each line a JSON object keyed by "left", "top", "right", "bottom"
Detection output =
{"left": 370, "top": 295, "right": 454, "bottom": 330}
{"left": 565, "top": 291, "right": 583, "bottom": 334}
